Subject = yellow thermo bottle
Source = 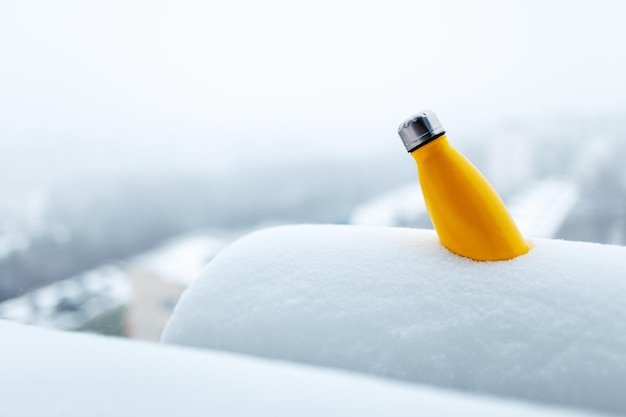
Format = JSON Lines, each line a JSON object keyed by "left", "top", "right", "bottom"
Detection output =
{"left": 398, "top": 110, "right": 529, "bottom": 261}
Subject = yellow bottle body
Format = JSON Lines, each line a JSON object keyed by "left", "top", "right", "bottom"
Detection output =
{"left": 411, "top": 135, "right": 529, "bottom": 261}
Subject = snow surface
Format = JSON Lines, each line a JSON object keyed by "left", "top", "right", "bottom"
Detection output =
{"left": 163, "top": 225, "right": 626, "bottom": 416}
{"left": 0, "top": 321, "right": 596, "bottom": 417}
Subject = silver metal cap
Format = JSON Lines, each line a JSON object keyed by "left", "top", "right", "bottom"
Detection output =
{"left": 398, "top": 110, "right": 446, "bottom": 152}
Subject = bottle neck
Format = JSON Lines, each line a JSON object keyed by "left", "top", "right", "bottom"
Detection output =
{"left": 410, "top": 134, "right": 449, "bottom": 164}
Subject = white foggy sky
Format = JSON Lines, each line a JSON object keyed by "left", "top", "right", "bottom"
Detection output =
{"left": 1, "top": 0, "right": 625, "bottom": 151}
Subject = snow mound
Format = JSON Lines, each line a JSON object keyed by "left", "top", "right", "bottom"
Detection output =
{"left": 162, "top": 225, "right": 626, "bottom": 415}
{"left": 0, "top": 321, "right": 594, "bottom": 417}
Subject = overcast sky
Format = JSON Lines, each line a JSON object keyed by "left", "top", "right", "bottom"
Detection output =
{"left": 1, "top": 0, "right": 625, "bottom": 154}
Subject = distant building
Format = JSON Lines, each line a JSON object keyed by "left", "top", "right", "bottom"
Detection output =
{"left": 125, "top": 233, "right": 231, "bottom": 341}
{"left": 349, "top": 184, "right": 427, "bottom": 227}
{"left": 0, "top": 265, "right": 130, "bottom": 335}
{"left": 507, "top": 179, "right": 580, "bottom": 238}
{"left": 0, "top": 231, "right": 238, "bottom": 340}
{"left": 348, "top": 178, "right": 578, "bottom": 240}
{"left": 488, "top": 127, "right": 534, "bottom": 194}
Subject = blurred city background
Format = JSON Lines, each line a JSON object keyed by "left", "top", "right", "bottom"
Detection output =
{"left": 1, "top": 0, "right": 625, "bottom": 340}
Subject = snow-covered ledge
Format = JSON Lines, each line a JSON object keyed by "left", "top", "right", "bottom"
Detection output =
{"left": 0, "top": 320, "right": 594, "bottom": 417}
{"left": 162, "top": 225, "right": 626, "bottom": 416}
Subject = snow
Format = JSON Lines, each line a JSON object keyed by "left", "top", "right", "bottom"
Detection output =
{"left": 0, "top": 320, "right": 597, "bottom": 417}
{"left": 163, "top": 225, "right": 626, "bottom": 416}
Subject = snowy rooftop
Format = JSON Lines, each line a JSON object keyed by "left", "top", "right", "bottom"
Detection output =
{"left": 0, "top": 320, "right": 597, "bottom": 417}
{"left": 507, "top": 179, "right": 579, "bottom": 238}
{"left": 163, "top": 225, "right": 626, "bottom": 416}
{"left": 133, "top": 233, "right": 231, "bottom": 285}
{"left": 350, "top": 183, "right": 426, "bottom": 226}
